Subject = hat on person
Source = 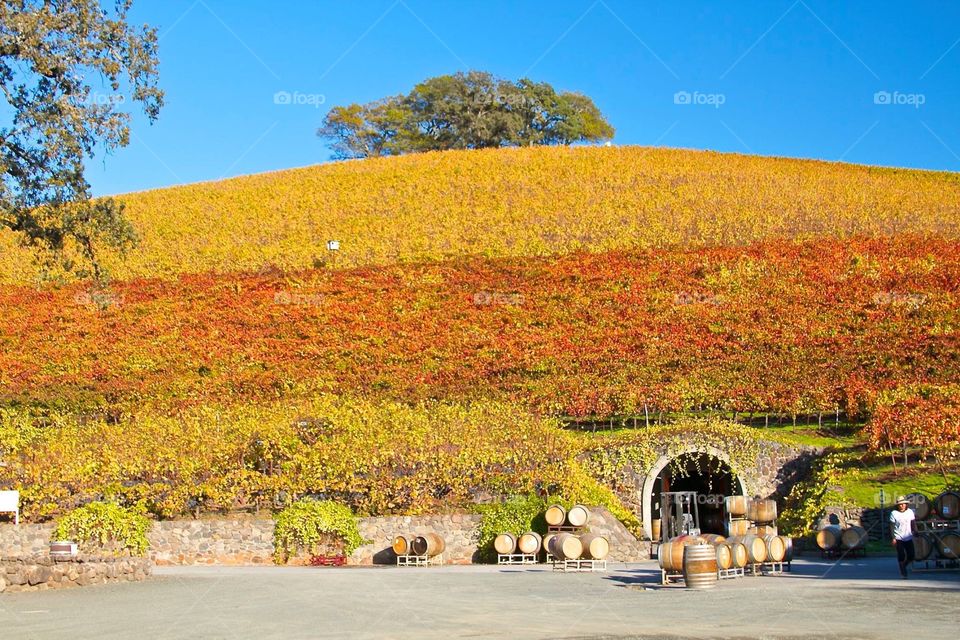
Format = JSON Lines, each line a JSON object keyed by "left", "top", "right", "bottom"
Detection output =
{"left": 896, "top": 495, "right": 910, "bottom": 505}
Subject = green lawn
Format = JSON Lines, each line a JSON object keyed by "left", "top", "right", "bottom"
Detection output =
{"left": 837, "top": 460, "right": 959, "bottom": 507}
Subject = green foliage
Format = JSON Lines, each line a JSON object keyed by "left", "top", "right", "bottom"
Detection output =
{"left": 273, "top": 499, "right": 367, "bottom": 564}
{"left": 52, "top": 502, "right": 151, "bottom": 556}
{"left": 474, "top": 495, "right": 549, "bottom": 563}
{"left": 581, "top": 418, "right": 768, "bottom": 487}
{"left": 778, "top": 452, "right": 859, "bottom": 537}
{"left": 318, "top": 71, "right": 613, "bottom": 159}
{"left": 0, "top": 396, "right": 573, "bottom": 521}
{"left": 561, "top": 464, "right": 642, "bottom": 537}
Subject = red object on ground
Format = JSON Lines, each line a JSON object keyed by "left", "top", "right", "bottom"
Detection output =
{"left": 309, "top": 555, "right": 346, "bottom": 567}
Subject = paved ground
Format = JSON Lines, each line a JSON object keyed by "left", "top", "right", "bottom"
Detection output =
{"left": 1, "top": 558, "right": 958, "bottom": 639}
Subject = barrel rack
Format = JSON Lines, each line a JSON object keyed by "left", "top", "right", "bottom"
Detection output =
{"left": 913, "top": 520, "right": 960, "bottom": 572}
{"left": 660, "top": 569, "right": 684, "bottom": 585}
{"left": 820, "top": 547, "right": 865, "bottom": 560}
{"left": 746, "top": 561, "right": 787, "bottom": 576}
{"left": 717, "top": 567, "right": 744, "bottom": 580}
{"left": 553, "top": 558, "right": 607, "bottom": 573}
{"left": 497, "top": 553, "right": 537, "bottom": 565}
{"left": 396, "top": 553, "right": 444, "bottom": 567}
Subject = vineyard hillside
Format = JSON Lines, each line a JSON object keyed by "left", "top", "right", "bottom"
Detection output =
{"left": 1, "top": 145, "right": 959, "bottom": 284}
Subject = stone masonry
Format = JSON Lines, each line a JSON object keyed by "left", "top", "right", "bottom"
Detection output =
{"left": 0, "top": 555, "right": 151, "bottom": 593}
{"left": 2, "top": 507, "right": 650, "bottom": 569}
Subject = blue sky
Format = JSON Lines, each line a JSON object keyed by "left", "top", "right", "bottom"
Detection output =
{"left": 87, "top": 1, "right": 960, "bottom": 195}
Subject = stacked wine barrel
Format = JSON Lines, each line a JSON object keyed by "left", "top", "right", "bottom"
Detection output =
{"left": 893, "top": 491, "right": 960, "bottom": 564}
{"left": 814, "top": 524, "right": 868, "bottom": 554}
{"left": 495, "top": 504, "right": 611, "bottom": 564}
{"left": 659, "top": 530, "right": 792, "bottom": 586}
{"left": 494, "top": 531, "right": 544, "bottom": 556}
{"left": 392, "top": 533, "right": 445, "bottom": 557}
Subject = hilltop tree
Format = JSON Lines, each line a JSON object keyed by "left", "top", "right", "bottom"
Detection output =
{"left": 0, "top": 0, "right": 163, "bottom": 280}
{"left": 318, "top": 71, "right": 614, "bottom": 159}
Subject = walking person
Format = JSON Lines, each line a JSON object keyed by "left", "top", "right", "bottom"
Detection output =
{"left": 890, "top": 495, "right": 916, "bottom": 578}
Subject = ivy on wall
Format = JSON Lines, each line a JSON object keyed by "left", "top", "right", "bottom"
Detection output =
{"left": 580, "top": 418, "right": 772, "bottom": 488}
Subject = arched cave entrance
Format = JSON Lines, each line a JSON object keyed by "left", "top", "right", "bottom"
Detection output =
{"left": 641, "top": 447, "right": 748, "bottom": 540}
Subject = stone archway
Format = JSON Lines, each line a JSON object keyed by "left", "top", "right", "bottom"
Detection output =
{"left": 641, "top": 445, "right": 749, "bottom": 541}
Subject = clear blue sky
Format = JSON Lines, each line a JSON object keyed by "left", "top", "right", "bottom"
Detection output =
{"left": 88, "top": 0, "right": 960, "bottom": 196}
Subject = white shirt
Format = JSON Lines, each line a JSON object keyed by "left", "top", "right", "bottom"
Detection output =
{"left": 890, "top": 507, "right": 915, "bottom": 541}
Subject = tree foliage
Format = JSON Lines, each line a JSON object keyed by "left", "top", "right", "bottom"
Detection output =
{"left": 0, "top": 0, "right": 162, "bottom": 279}
{"left": 318, "top": 71, "right": 614, "bottom": 158}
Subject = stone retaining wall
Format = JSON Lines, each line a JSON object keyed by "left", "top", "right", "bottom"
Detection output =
{"left": 0, "top": 556, "right": 151, "bottom": 593}
{"left": 148, "top": 519, "right": 274, "bottom": 565}
{"left": 1, "top": 507, "right": 650, "bottom": 568}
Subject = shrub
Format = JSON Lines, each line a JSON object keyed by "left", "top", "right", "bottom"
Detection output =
{"left": 273, "top": 500, "right": 367, "bottom": 564}
{"left": 474, "top": 495, "right": 549, "bottom": 563}
{"left": 52, "top": 502, "right": 151, "bottom": 556}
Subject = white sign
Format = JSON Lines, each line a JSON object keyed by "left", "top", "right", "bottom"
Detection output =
{"left": 0, "top": 490, "right": 19, "bottom": 524}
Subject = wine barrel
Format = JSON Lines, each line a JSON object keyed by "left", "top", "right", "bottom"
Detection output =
{"left": 749, "top": 524, "right": 778, "bottom": 536}
{"left": 729, "top": 535, "right": 767, "bottom": 563}
{"left": 781, "top": 536, "right": 794, "bottom": 562}
{"left": 905, "top": 492, "right": 932, "bottom": 520}
{"left": 840, "top": 525, "right": 868, "bottom": 550}
{"left": 727, "top": 519, "right": 749, "bottom": 537}
{"left": 914, "top": 534, "right": 934, "bottom": 561}
{"left": 392, "top": 535, "right": 414, "bottom": 555}
{"left": 567, "top": 504, "right": 591, "bottom": 527}
{"left": 934, "top": 491, "right": 960, "bottom": 520}
{"left": 700, "top": 511, "right": 725, "bottom": 534}
{"left": 549, "top": 533, "right": 583, "bottom": 560}
{"left": 683, "top": 544, "right": 718, "bottom": 589}
{"left": 411, "top": 533, "right": 445, "bottom": 557}
{"left": 747, "top": 499, "right": 778, "bottom": 523}
{"left": 545, "top": 504, "right": 567, "bottom": 526}
{"left": 725, "top": 495, "right": 748, "bottom": 517}
{"left": 652, "top": 518, "right": 662, "bottom": 542}
{"left": 579, "top": 534, "right": 609, "bottom": 560}
{"left": 715, "top": 543, "right": 733, "bottom": 570}
{"left": 762, "top": 534, "right": 786, "bottom": 562}
{"left": 543, "top": 533, "right": 557, "bottom": 557}
{"left": 518, "top": 531, "right": 542, "bottom": 554}
{"left": 936, "top": 532, "right": 960, "bottom": 559}
{"left": 494, "top": 533, "right": 517, "bottom": 554}
{"left": 699, "top": 533, "right": 727, "bottom": 545}
{"left": 658, "top": 536, "right": 697, "bottom": 572}
{"left": 816, "top": 525, "right": 842, "bottom": 550}
{"left": 728, "top": 541, "right": 748, "bottom": 568}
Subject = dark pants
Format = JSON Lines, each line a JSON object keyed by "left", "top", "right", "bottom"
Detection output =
{"left": 895, "top": 539, "right": 915, "bottom": 576}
